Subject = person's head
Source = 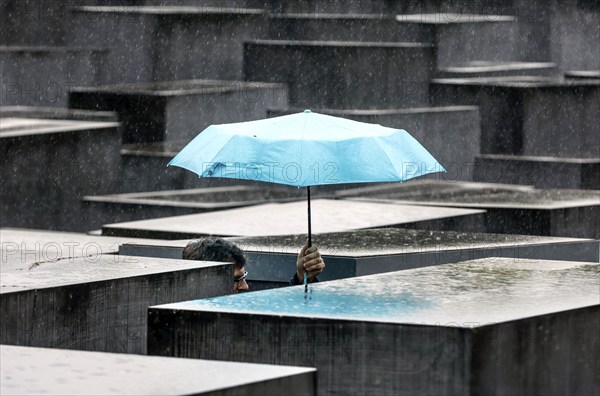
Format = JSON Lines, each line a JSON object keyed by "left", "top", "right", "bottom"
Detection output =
{"left": 182, "top": 238, "right": 249, "bottom": 293}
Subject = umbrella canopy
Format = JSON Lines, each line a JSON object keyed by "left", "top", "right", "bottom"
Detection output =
{"left": 168, "top": 110, "right": 445, "bottom": 187}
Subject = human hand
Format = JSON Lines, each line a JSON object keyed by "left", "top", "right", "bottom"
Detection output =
{"left": 296, "top": 240, "right": 325, "bottom": 283}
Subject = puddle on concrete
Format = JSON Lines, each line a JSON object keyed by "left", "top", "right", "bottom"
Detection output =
{"left": 172, "top": 259, "right": 599, "bottom": 326}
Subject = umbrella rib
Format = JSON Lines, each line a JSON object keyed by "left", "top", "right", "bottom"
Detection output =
{"left": 299, "top": 114, "right": 309, "bottom": 176}
{"left": 371, "top": 136, "right": 404, "bottom": 182}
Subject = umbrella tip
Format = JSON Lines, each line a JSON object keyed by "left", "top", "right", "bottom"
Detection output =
{"left": 304, "top": 109, "right": 312, "bottom": 113}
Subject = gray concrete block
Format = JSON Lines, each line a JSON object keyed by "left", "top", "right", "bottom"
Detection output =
{"left": 68, "top": 6, "right": 268, "bottom": 83}
{"left": 262, "top": 0, "right": 509, "bottom": 15}
{"left": 268, "top": 14, "right": 406, "bottom": 42}
{"left": 269, "top": 106, "right": 481, "bottom": 181}
{"left": 69, "top": 80, "right": 288, "bottom": 144}
{"left": 345, "top": 185, "right": 600, "bottom": 239}
{"left": 119, "top": 228, "right": 599, "bottom": 289}
{"left": 118, "top": 143, "right": 204, "bottom": 192}
{"left": 0, "top": 46, "right": 107, "bottom": 107}
{"left": 0, "top": 240, "right": 232, "bottom": 353}
{"left": 334, "top": 179, "right": 536, "bottom": 199}
{"left": 546, "top": 0, "right": 600, "bottom": 71}
{"left": 395, "top": 14, "right": 520, "bottom": 68}
{"left": 101, "top": 199, "right": 486, "bottom": 239}
{"left": 0, "top": 117, "right": 122, "bottom": 231}
{"left": 0, "top": 106, "right": 118, "bottom": 122}
{"left": 474, "top": 154, "right": 600, "bottom": 190}
{"left": 0, "top": 345, "right": 317, "bottom": 395}
{"left": 82, "top": 186, "right": 310, "bottom": 228}
{"left": 0, "top": 0, "right": 96, "bottom": 46}
{"left": 261, "top": 0, "right": 387, "bottom": 14}
{"left": 430, "top": 77, "right": 600, "bottom": 157}
{"left": 142, "top": 0, "right": 259, "bottom": 6}
{"left": 0, "top": 228, "right": 188, "bottom": 273}
{"left": 147, "top": 258, "right": 600, "bottom": 396}
{"left": 235, "top": 231, "right": 600, "bottom": 282}
{"left": 393, "top": 1, "right": 598, "bottom": 71}
{"left": 511, "top": 0, "right": 553, "bottom": 64}
{"left": 388, "top": 1, "right": 516, "bottom": 15}
{"left": 469, "top": 1, "right": 600, "bottom": 73}
{"left": 244, "top": 40, "right": 436, "bottom": 109}
{"left": 521, "top": 82, "right": 600, "bottom": 158}
{"left": 263, "top": 0, "right": 514, "bottom": 15}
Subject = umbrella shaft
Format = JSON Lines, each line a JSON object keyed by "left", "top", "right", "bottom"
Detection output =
{"left": 307, "top": 186, "right": 312, "bottom": 247}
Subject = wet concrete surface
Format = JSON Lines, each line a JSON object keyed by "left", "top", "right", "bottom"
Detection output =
{"left": 149, "top": 258, "right": 599, "bottom": 395}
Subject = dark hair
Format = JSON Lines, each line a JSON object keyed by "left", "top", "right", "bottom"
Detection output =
{"left": 182, "top": 238, "right": 246, "bottom": 269}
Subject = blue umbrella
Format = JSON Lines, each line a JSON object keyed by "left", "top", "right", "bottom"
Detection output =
{"left": 169, "top": 109, "right": 444, "bottom": 250}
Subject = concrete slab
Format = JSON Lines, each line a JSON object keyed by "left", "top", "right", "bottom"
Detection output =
{"left": 142, "top": 0, "right": 388, "bottom": 14}
{"left": 69, "top": 79, "right": 288, "bottom": 144}
{"left": 0, "top": 117, "right": 121, "bottom": 231}
{"left": 268, "top": 106, "right": 481, "bottom": 181}
{"left": 148, "top": 258, "right": 600, "bottom": 395}
{"left": 120, "top": 228, "right": 599, "bottom": 288}
{"left": 395, "top": 14, "right": 519, "bottom": 68}
{"left": 437, "top": 61, "right": 557, "bottom": 78}
{"left": 0, "top": 228, "right": 180, "bottom": 271}
{"left": 142, "top": 0, "right": 256, "bottom": 5}
{"left": 0, "top": 0, "right": 90, "bottom": 46}
{"left": 0, "top": 46, "right": 106, "bottom": 107}
{"left": 260, "top": 0, "right": 387, "bottom": 14}
{"left": 430, "top": 77, "right": 600, "bottom": 157}
{"left": 544, "top": 0, "right": 600, "bottom": 71}
{"left": 102, "top": 199, "right": 487, "bottom": 239}
{"left": 244, "top": 40, "right": 436, "bottom": 109}
{"left": 0, "top": 117, "right": 106, "bottom": 137}
{"left": 268, "top": 9, "right": 520, "bottom": 52}
{"left": 564, "top": 70, "right": 600, "bottom": 80}
{"left": 388, "top": 2, "right": 516, "bottom": 15}
{"left": 118, "top": 142, "right": 206, "bottom": 193}
{"left": 83, "top": 186, "right": 316, "bottom": 227}
{"left": 474, "top": 154, "right": 600, "bottom": 190}
{"left": 0, "top": 106, "right": 118, "bottom": 122}
{"left": 268, "top": 13, "right": 408, "bottom": 42}
{"left": 0, "top": 345, "right": 316, "bottom": 396}
{"left": 334, "top": 179, "right": 536, "bottom": 199}
{"left": 68, "top": 6, "right": 268, "bottom": 83}
{"left": 264, "top": 0, "right": 509, "bottom": 15}
{"left": 391, "top": 2, "right": 597, "bottom": 72}
{"left": 1, "top": 247, "right": 231, "bottom": 353}
{"left": 143, "top": 0, "right": 258, "bottom": 5}
{"left": 346, "top": 187, "right": 600, "bottom": 238}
